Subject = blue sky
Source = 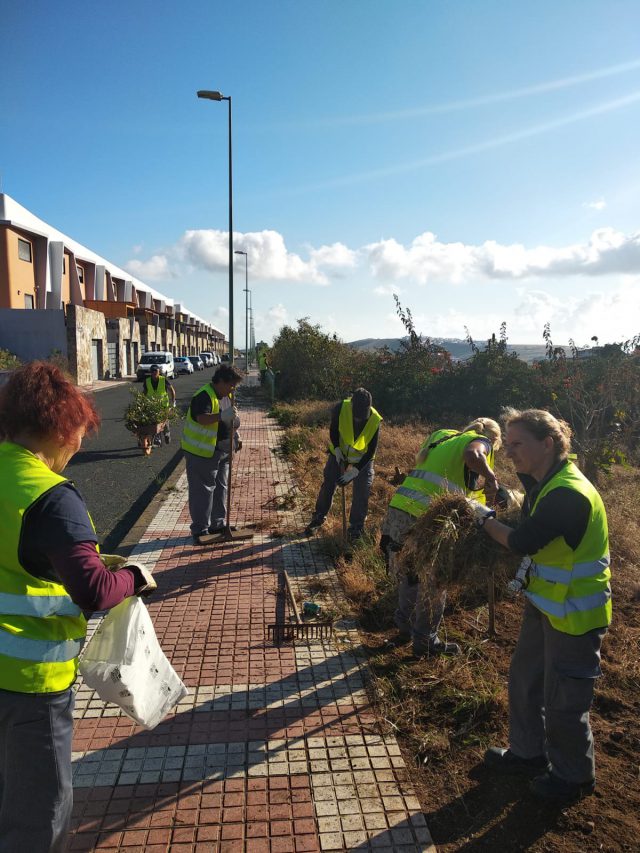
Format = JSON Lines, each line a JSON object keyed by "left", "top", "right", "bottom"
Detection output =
{"left": 3, "top": 0, "right": 640, "bottom": 346}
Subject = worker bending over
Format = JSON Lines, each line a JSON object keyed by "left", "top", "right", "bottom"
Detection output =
{"left": 305, "top": 388, "right": 382, "bottom": 542}
{"left": 381, "top": 418, "right": 501, "bottom": 656}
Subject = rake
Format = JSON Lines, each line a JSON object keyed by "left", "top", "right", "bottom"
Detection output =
{"left": 268, "top": 570, "right": 333, "bottom": 643}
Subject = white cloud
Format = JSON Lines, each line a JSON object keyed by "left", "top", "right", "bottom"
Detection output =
{"left": 124, "top": 254, "right": 175, "bottom": 280}
{"left": 363, "top": 227, "right": 640, "bottom": 282}
{"left": 180, "top": 229, "right": 329, "bottom": 284}
{"left": 257, "top": 303, "right": 290, "bottom": 343}
{"left": 373, "top": 283, "right": 403, "bottom": 296}
{"left": 583, "top": 198, "right": 607, "bottom": 211}
{"left": 308, "top": 242, "right": 358, "bottom": 272}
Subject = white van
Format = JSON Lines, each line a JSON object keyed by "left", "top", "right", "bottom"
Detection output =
{"left": 136, "top": 351, "right": 175, "bottom": 381}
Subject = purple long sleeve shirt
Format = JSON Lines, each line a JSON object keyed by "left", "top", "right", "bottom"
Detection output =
{"left": 19, "top": 482, "right": 142, "bottom": 612}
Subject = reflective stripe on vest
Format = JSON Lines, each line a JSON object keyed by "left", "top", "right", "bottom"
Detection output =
{"left": 526, "top": 588, "right": 612, "bottom": 620}
{"left": 181, "top": 383, "right": 220, "bottom": 458}
{"left": 531, "top": 555, "right": 610, "bottom": 585}
{"left": 0, "top": 441, "right": 88, "bottom": 693}
{"left": 0, "top": 632, "right": 83, "bottom": 663}
{"left": 0, "top": 591, "right": 81, "bottom": 617}
{"left": 390, "top": 430, "right": 492, "bottom": 518}
{"left": 523, "top": 461, "right": 611, "bottom": 635}
{"left": 329, "top": 399, "right": 382, "bottom": 463}
{"left": 406, "top": 469, "right": 466, "bottom": 494}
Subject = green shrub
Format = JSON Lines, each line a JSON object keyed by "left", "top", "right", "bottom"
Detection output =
{"left": 124, "top": 391, "right": 181, "bottom": 433}
{"left": 0, "top": 349, "right": 21, "bottom": 370}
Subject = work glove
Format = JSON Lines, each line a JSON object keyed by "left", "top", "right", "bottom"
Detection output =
{"left": 124, "top": 560, "right": 157, "bottom": 597}
{"left": 467, "top": 499, "right": 497, "bottom": 528}
{"left": 337, "top": 465, "right": 358, "bottom": 486}
{"left": 220, "top": 405, "right": 238, "bottom": 424}
{"left": 333, "top": 448, "right": 344, "bottom": 465}
{"left": 100, "top": 553, "right": 128, "bottom": 570}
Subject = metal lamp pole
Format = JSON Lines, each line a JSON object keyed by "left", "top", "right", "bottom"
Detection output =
{"left": 234, "top": 250, "right": 249, "bottom": 372}
{"left": 197, "top": 89, "right": 234, "bottom": 360}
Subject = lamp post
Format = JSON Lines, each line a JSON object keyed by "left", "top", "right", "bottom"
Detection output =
{"left": 197, "top": 89, "right": 234, "bottom": 360}
{"left": 234, "top": 250, "right": 249, "bottom": 372}
{"left": 249, "top": 291, "right": 255, "bottom": 359}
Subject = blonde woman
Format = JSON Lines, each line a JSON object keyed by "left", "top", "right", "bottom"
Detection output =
{"left": 381, "top": 417, "right": 501, "bottom": 656}
{"left": 477, "top": 409, "right": 610, "bottom": 802}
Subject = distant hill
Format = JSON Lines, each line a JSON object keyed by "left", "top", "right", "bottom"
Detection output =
{"left": 348, "top": 337, "right": 552, "bottom": 363}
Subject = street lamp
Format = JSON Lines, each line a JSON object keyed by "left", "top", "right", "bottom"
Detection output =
{"left": 197, "top": 89, "right": 234, "bottom": 360}
{"left": 234, "top": 250, "right": 249, "bottom": 372}
{"left": 249, "top": 291, "right": 255, "bottom": 357}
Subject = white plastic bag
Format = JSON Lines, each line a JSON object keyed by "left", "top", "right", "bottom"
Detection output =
{"left": 79, "top": 596, "right": 188, "bottom": 730}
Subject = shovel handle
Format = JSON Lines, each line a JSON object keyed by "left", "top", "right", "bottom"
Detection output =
{"left": 284, "top": 571, "right": 302, "bottom": 624}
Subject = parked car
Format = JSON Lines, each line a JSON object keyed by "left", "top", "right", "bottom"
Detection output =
{"left": 174, "top": 356, "right": 194, "bottom": 375}
{"left": 199, "top": 352, "right": 214, "bottom": 367}
{"left": 188, "top": 355, "right": 205, "bottom": 372}
{"left": 136, "top": 351, "right": 175, "bottom": 381}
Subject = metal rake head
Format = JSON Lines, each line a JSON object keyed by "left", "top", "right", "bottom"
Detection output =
{"left": 267, "top": 621, "right": 333, "bottom": 644}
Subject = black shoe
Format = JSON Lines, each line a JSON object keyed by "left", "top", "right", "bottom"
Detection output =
{"left": 413, "top": 637, "right": 461, "bottom": 658}
{"left": 383, "top": 631, "right": 411, "bottom": 650}
{"left": 164, "top": 433, "right": 171, "bottom": 444}
{"left": 304, "top": 523, "right": 321, "bottom": 536}
{"left": 530, "top": 771, "right": 594, "bottom": 802}
{"left": 484, "top": 747, "right": 549, "bottom": 776}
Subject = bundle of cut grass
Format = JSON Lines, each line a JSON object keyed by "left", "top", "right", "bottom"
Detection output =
{"left": 396, "top": 493, "right": 522, "bottom": 591}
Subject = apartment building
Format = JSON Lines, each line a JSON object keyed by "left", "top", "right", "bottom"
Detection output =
{"left": 0, "top": 194, "right": 226, "bottom": 384}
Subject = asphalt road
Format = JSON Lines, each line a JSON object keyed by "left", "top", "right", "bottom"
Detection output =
{"left": 66, "top": 368, "right": 211, "bottom": 551}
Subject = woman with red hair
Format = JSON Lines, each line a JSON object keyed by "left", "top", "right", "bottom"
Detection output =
{"left": 0, "top": 362, "right": 154, "bottom": 852}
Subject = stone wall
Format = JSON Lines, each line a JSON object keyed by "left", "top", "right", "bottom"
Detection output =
{"left": 66, "top": 304, "right": 109, "bottom": 385}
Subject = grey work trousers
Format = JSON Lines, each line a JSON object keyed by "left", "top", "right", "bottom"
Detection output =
{"left": 0, "top": 686, "right": 74, "bottom": 853}
{"left": 185, "top": 448, "right": 229, "bottom": 536}
{"left": 509, "top": 599, "right": 606, "bottom": 784}
{"left": 310, "top": 454, "right": 374, "bottom": 536}
{"left": 382, "top": 507, "right": 447, "bottom": 652}
{"left": 391, "top": 555, "right": 447, "bottom": 652}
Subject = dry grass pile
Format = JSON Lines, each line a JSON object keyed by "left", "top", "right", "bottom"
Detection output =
{"left": 397, "top": 493, "right": 520, "bottom": 593}
{"left": 269, "top": 400, "right": 332, "bottom": 428}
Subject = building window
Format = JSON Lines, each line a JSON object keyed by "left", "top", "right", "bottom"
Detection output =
{"left": 18, "top": 238, "right": 32, "bottom": 262}
{"left": 24, "top": 293, "right": 34, "bottom": 309}
{"left": 77, "top": 264, "right": 85, "bottom": 283}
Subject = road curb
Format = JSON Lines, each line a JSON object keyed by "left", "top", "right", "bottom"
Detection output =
{"left": 115, "top": 456, "right": 186, "bottom": 557}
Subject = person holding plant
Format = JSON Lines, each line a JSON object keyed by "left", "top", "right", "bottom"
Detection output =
{"left": 304, "top": 388, "right": 382, "bottom": 542}
{"left": 476, "top": 408, "right": 611, "bottom": 803}
{"left": 143, "top": 364, "right": 176, "bottom": 445}
{"left": 0, "top": 362, "right": 155, "bottom": 852}
{"left": 182, "top": 364, "right": 244, "bottom": 544}
{"left": 381, "top": 417, "right": 501, "bottom": 657}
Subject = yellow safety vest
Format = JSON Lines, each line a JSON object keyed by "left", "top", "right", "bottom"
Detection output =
{"left": 525, "top": 461, "right": 611, "bottom": 635}
{"left": 144, "top": 374, "right": 169, "bottom": 405}
{"left": 0, "top": 442, "right": 88, "bottom": 693}
{"left": 181, "top": 383, "right": 220, "bottom": 458}
{"left": 329, "top": 399, "right": 382, "bottom": 464}
{"left": 389, "top": 430, "right": 493, "bottom": 517}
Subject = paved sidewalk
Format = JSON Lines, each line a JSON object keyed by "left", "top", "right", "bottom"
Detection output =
{"left": 69, "top": 396, "right": 435, "bottom": 852}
